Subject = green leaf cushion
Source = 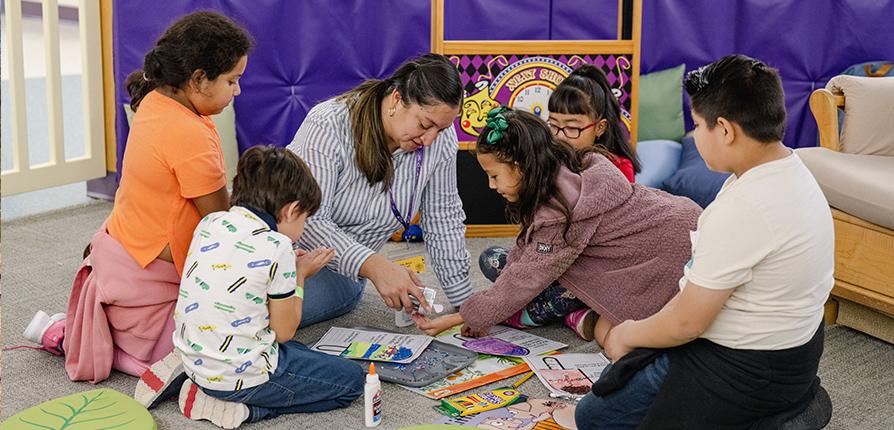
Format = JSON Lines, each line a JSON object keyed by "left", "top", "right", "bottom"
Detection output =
{"left": 0, "top": 388, "right": 156, "bottom": 430}
{"left": 637, "top": 64, "right": 686, "bottom": 142}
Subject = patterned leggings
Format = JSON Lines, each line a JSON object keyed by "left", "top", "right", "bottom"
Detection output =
{"left": 479, "top": 246, "right": 585, "bottom": 327}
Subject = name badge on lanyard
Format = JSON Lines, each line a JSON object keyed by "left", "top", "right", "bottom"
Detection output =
{"left": 389, "top": 149, "right": 427, "bottom": 271}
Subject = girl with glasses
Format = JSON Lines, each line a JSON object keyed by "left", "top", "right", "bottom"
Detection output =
{"left": 548, "top": 65, "right": 639, "bottom": 182}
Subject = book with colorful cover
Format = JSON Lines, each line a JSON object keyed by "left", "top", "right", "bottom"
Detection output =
{"left": 402, "top": 353, "right": 529, "bottom": 399}
{"left": 435, "top": 398, "right": 577, "bottom": 429}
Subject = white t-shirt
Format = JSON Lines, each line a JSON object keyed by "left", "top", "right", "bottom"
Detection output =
{"left": 173, "top": 206, "right": 298, "bottom": 391}
{"left": 680, "top": 152, "right": 834, "bottom": 350}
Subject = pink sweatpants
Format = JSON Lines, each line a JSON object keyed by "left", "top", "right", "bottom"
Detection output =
{"left": 111, "top": 316, "right": 175, "bottom": 377}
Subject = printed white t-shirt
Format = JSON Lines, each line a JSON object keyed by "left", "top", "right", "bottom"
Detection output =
{"left": 173, "top": 206, "right": 298, "bottom": 391}
{"left": 680, "top": 152, "right": 834, "bottom": 350}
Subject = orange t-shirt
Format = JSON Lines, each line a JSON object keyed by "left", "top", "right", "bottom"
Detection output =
{"left": 107, "top": 90, "right": 226, "bottom": 274}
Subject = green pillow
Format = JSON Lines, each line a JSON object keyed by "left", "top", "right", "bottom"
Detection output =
{"left": 637, "top": 64, "right": 686, "bottom": 142}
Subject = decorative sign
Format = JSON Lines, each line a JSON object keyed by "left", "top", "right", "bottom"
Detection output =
{"left": 450, "top": 54, "right": 633, "bottom": 143}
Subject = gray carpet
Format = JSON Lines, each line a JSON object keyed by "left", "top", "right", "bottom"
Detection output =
{"left": 2, "top": 202, "right": 893, "bottom": 429}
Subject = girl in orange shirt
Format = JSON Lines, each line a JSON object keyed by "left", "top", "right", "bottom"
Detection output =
{"left": 23, "top": 12, "right": 252, "bottom": 386}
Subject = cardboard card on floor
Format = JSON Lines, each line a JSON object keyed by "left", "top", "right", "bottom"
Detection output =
{"left": 437, "top": 325, "right": 567, "bottom": 357}
{"left": 524, "top": 353, "right": 610, "bottom": 400}
{"left": 311, "top": 327, "right": 432, "bottom": 364}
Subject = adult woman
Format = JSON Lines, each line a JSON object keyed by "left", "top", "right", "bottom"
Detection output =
{"left": 287, "top": 53, "right": 471, "bottom": 324}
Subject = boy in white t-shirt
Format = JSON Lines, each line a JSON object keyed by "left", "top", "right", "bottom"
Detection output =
{"left": 144, "top": 145, "right": 363, "bottom": 429}
{"left": 575, "top": 55, "right": 834, "bottom": 429}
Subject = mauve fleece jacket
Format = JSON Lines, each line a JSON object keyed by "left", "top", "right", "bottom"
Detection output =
{"left": 460, "top": 155, "right": 702, "bottom": 331}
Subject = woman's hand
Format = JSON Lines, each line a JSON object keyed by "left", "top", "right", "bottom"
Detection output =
{"left": 362, "top": 254, "right": 430, "bottom": 314}
{"left": 602, "top": 320, "right": 635, "bottom": 362}
{"left": 413, "top": 313, "right": 463, "bottom": 336}
{"left": 295, "top": 247, "right": 336, "bottom": 282}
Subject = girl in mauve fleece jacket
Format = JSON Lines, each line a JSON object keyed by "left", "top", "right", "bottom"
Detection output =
{"left": 414, "top": 108, "right": 701, "bottom": 347}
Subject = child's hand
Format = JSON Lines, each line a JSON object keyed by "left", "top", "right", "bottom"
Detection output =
{"left": 602, "top": 320, "right": 634, "bottom": 362}
{"left": 412, "top": 312, "right": 463, "bottom": 336}
{"left": 460, "top": 323, "right": 491, "bottom": 338}
{"left": 295, "top": 247, "right": 335, "bottom": 281}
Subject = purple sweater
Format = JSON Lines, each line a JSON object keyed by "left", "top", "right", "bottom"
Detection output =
{"left": 460, "top": 155, "right": 702, "bottom": 331}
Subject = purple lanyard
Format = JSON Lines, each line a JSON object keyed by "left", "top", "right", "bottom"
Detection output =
{"left": 389, "top": 149, "right": 424, "bottom": 230}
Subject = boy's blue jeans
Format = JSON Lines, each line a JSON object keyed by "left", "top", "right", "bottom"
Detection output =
{"left": 300, "top": 267, "right": 366, "bottom": 327}
{"left": 574, "top": 353, "right": 669, "bottom": 430}
{"left": 202, "top": 341, "right": 364, "bottom": 422}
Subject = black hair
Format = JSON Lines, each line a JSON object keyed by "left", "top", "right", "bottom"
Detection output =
{"left": 338, "top": 53, "right": 464, "bottom": 189}
{"left": 476, "top": 108, "right": 610, "bottom": 245}
{"left": 684, "top": 54, "right": 786, "bottom": 142}
{"left": 548, "top": 64, "right": 640, "bottom": 172}
{"left": 125, "top": 11, "right": 253, "bottom": 111}
{"left": 231, "top": 145, "right": 321, "bottom": 221}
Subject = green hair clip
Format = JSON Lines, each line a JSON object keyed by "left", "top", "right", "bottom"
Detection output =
{"left": 485, "top": 106, "right": 509, "bottom": 144}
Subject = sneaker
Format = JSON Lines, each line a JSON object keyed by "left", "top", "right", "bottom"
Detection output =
{"left": 135, "top": 351, "right": 189, "bottom": 409}
{"left": 180, "top": 379, "right": 249, "bottom": 429}
{"left": 564, "top": 308, "right": 597, "bottom": 341}
{"left": 23, "top": 311, "right": 66, "bottom": 355}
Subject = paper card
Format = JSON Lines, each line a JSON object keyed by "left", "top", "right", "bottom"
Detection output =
{"left": 395, "top": 255, "right": 426, "bottom": 273}
{"left": 437, "top": 325, "right": 567, "bottom": 357}
{"left": 312, "top": 327, "right": 433, "bottom": 364}
{"left": 340, "top": 341, "right": 414, "bottom": 362}
{"left": 524, "top": 353, "right": 611, "bottom": 400}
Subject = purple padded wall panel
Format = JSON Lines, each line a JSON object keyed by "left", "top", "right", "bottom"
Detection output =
{"left": 224, "top": 0, "right": 431, "bottom": 148}
{"left": 443, "top": 0, "right": 617, "bottom": 41}
{"left": 114, "top": 0, "right": 894, "bottom": 163}
{"left": 551, "top": 0, "right": 617, "bottom": 40}
{"left": 641, "top": 0, "right": 894, "bottom": 149}
{"left": 445, "top": 0, "right": 550, "bottom": 40}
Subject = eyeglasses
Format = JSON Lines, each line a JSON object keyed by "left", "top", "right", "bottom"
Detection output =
{"left": 548, "top": 122, "right": 597, "bottom": 139}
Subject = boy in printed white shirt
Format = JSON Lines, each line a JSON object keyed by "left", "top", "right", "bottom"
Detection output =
{"left": 575, "top": 55, "right": 835, "bottom": 429}
{"left": 162, "top": 145, "right": 362, "bottom": 428}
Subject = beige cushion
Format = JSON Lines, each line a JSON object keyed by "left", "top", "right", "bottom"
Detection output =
{"left": 796, "top": 147, "right": 894, "bottom": 229}
{"left": 826, "top": 75, "right": 894, "bottom": 156}
{"left": 124, "top": 102, "right": 239, "bottom": 187}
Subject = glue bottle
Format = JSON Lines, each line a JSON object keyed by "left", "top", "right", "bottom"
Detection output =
{"left": 364, "top": 363, "right": 382, "bottom": 427}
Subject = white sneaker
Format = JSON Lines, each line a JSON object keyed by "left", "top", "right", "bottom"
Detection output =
{"left": 23, "top": 311, "right": 65, "bottom": 344}
{"left": 179, "top": 379, "right": 249, "bottom": 429}
{"left": 134, "top": 350, "right": 188, "bottom": 409}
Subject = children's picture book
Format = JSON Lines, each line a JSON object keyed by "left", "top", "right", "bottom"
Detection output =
{"left": 437, "top": 325, "right": 567, "bottom": 357}
{"left": 524, "top": 353, "right": 611, "bottom": 400}
{"left": 402, "top": 353, "right": 529, "bottom": 399}
{"left": 311, "top": 327, "right": 432, "bottom": 364}
{"left": 435, "top": 398, "right": 578, "bottom": 430}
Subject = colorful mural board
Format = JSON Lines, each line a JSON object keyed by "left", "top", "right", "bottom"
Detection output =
{"left": 450, "top": 54, "right": 634, "bottom": 143}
